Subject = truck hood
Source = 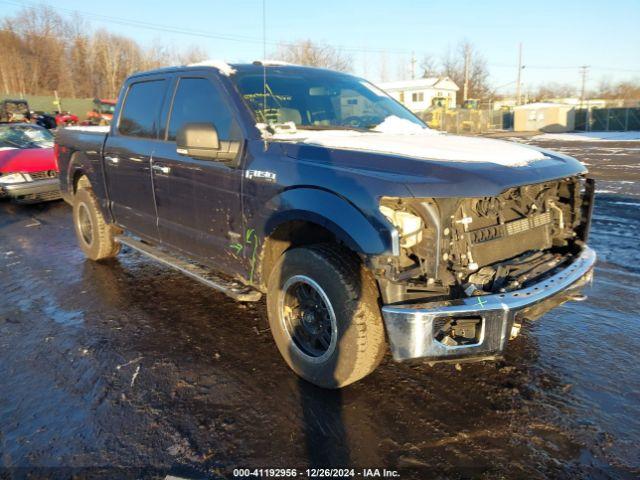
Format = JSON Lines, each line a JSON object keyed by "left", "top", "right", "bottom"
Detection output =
{"left": 278, "top": 132, "right": 587, "bottom": 198}
{"left": 274, "top": 129, "right": 546, "bottom": 167}
{"left": 0, "top": 147, "right": 56, "bottom": 174}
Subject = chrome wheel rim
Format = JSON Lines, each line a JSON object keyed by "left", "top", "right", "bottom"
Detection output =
{"left": 77, "top": 203, "right": 93, "bottom": 246}
{"left": 279, "top": 275, "right": 337, "bottom": 362}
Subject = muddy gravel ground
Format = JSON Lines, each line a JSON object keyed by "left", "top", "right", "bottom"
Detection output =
{"left": 1, "top": 139, "right": 639, "bottom": 480}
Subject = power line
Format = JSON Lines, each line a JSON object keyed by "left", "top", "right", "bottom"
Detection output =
{"left": 2, "top": 0, "right": 639, "bottom": 75}
{"left": 515, "top": 43, "right": 523, "bottom": 105}
{"left": 0, "top": 0, "right": 413, "bottom": 56}
{"left": 490, "top": 63, "right": 640, "bottom": 73}
{"left": 579, "top": 65, "right": 590, "bottom": 107}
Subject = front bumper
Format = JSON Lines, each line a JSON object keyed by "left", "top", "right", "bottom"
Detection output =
{"left": 1, "top": 178, "right": 61, "bottom": 201}
{"left": 382, "top": 246, "right": 596, "bottom": 362}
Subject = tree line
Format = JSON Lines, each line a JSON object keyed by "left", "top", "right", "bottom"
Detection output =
{"left": 0, "top": 6, "right": 205, "bottom": 99}
{"left": 2, "top": 5, "right": 637, "bottom": 105}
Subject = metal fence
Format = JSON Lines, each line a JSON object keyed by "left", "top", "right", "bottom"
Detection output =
{"left": 419, "top": 109, "right": 514, "bottom": 134}
{"left": 574, "top": 107, "right": 640, "bottom": 131}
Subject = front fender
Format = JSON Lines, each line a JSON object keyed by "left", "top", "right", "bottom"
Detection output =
{"left": 264, "top": 187, "right": 393, "bottom": 255}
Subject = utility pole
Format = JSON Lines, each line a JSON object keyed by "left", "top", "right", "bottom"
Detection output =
{"left": 410, "top": 51, "right": 416, "bottom": 80}
{"left": 515, "top": 42, "right": 523, "bottom": 105}
{"left": 579, "top": 65, "right": 589, "bottom": 108}
{"left": 463, "top": 45, "right": 470, "bottom": 102}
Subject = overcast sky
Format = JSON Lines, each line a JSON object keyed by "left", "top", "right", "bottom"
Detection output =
{"left": 2, "top": 0, "right": 639, "bottom": 95}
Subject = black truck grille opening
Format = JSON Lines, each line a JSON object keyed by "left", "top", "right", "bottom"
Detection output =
{"left": 446, "top": 177, "right": 586, "bottom": 294}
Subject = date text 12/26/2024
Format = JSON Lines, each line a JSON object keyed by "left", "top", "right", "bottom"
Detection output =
{"left": 232, "top": 468, "right": 400, "bottom": 478}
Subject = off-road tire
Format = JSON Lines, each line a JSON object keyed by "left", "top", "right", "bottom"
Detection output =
{"left": 73, "top": 186, "right": 120, "bottom": 261}
{"left": 267, "top": 243, "right": 387, "bottom": 388}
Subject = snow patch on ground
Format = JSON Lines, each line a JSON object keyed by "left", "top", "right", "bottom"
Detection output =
{"left": 533, "top": 131, "right": 640, "bottom": 142}
{"left": 267, "top": 116, "right": 547, "bottom": 167}
{"left": 0, "top": 147, "right": 17, "bottom": 151}
{"left": 63, "top": 125, "right": 110, "bottom": 133}
{"left": 188, "top": 59, "right": 236, "bottom": 76}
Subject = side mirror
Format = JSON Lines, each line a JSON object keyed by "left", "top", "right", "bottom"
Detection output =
{"left": 176, "top": 122, "right": 240, "bottom": 162}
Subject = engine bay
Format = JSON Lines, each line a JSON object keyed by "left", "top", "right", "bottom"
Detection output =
{"left": 376, "top": 176, "right": 594, "bottom": 304}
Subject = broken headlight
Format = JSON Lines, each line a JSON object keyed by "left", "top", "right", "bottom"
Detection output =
{"left": 379, "top": 204, "right": 423, "bottom": 249}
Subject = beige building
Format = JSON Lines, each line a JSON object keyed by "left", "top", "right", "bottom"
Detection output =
{"left": 513, "top": 102, "right": 576, "bottom": 132}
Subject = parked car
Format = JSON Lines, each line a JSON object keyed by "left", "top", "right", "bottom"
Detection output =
{"left": 33, "top": 111, "right": 58, "bottom": 130}
{"left": 55, "top": 111, "right": 79, "bottom": 127}
{"left": 55, "top": 62, "right": 595, "bottom": 388}
{"left": 0, "top": 99, "right": 31, "bottom": 123}
{"left": 0, "top": 123, "right": 60, "bottom": 203}
{"left": 86, "top": 98, "right": 117, "bottom": 125}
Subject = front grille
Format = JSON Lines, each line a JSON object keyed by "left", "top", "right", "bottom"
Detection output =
{"left": 29, "top": 170, "right": 58, "bottom": 180}
{"left": 449, "top": 177, "right": 584, "bottom": 277}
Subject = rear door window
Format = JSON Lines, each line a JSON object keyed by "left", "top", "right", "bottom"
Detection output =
{"left": 118, "top": 80, "right": 166, "bottom": 138}
{"left": 167, "top": 77, "right": 237, "bottom": 141}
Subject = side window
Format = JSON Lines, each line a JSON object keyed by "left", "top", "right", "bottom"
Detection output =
{"left": 118, "top": 80, "right": 166, "bottom": 138}
{"left": 167, "top": 77, "right": 235, "bottom": 142}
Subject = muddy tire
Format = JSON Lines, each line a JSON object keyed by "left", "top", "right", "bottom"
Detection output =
{"left": 73, "top": 186, "right": 120, "bottom": 261}
{"left": 266, "top": 243, "right": 386, "bottom": 388}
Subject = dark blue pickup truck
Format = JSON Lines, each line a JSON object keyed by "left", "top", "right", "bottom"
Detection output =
{"left": 55, "top": 61, "right": 596, "bottom": 388}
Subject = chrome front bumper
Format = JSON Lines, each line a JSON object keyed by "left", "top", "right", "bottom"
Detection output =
{"left": 382, "top": 246, "right": 596, "bottom": 362}
{"left": 1, "top": 178, "right": 61, "bottom": 199}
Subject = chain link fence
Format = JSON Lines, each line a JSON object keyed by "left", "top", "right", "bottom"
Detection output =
{"left": 575, "top": 107, "right": 640, "bottom": 131}
{"left": 418, "top": 109, "right": 514, "bottom": 134}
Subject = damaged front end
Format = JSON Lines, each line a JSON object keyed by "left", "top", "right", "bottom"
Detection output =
{"left": 373, "top": 175, "right": 596, "bottom": 362}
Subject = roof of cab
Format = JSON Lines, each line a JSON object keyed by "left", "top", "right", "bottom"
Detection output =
{"left": 128, "top": 60, "right": 354, "bottom": 81}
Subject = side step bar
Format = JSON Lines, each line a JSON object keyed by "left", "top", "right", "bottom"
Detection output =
{"left": 115, "top": 235, "right": 262, "bottom": 302}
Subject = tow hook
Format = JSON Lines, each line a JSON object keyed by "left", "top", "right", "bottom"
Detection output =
{"left": 510, "top": 322, "right": 522, "bottom": 340}
{"left": 568, "top": 293, "right": 588, "bottom": 302}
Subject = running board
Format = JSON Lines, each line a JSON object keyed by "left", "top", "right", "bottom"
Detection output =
{"left": 115, "top": 235, "right": 262, "bottom": 302}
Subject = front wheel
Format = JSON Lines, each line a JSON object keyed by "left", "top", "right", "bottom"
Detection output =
{"left": 266, "top": 244, "right": 386, "bottom": 388}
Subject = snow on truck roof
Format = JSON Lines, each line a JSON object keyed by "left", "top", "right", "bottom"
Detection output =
{"left": 187, "top": 59, "right": 302, "bottom": 76}
{"left": 187, "top": 59, "right": 237, "bottom": 76}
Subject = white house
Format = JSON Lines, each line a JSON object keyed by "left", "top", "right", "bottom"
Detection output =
{"left": 378, "top": 77, "right": 460, "bottom": 112}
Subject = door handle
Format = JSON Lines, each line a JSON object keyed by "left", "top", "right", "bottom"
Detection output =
{"left": 105, "top": 155, "right": 120, "bottom": 165}
{"left": 152, "top": 164, "right": 171, "bottom": 174}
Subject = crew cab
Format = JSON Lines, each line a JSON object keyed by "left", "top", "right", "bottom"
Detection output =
{"left": 55, "top": 61, "right": 595, "bottom": 388}
{"left": 0, "top": 123, "right": 60, "bottom": 203}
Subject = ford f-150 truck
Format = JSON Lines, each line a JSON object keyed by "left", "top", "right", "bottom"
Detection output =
{"left": 55, "top": 61, "right": 596, "bottom": 388}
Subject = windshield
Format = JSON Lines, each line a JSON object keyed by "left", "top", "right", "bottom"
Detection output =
{"left": 0, "top": 124, "right": 54, "bottom": 149}
{"left": 233, "top": 69, "right": 425, "bottom": 131}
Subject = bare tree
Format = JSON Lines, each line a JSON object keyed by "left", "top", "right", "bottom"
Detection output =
{"left": 420, "top": 54, "right": 439, "bottom": 78}
{"left": 531, "top": 82, "right": 577, "bottom": 101}
{"left": 441, "top": 40, "right": 490, "bottom": 104}
{"left": 273, "top": 39, "right": 351, "bottom": 72}
{"left": 175, "top": 45, "right": 208, "bottom": 65}
{"left": 595, "top": 78, "right": 640, "bottom": 100}
{"left": 0, "top": 5, "right": 212, "bottom": 99}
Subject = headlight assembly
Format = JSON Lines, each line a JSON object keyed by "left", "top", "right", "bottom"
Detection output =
{"left": 0, "top": 172, "right": 29, "bottom": 184}
{"left": 379, "top": 204, "right": 423, "bottom": 249}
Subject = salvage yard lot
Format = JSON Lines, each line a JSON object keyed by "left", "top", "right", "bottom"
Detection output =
{"left": 1, "top": 138, "right": 639, "bottom": 479}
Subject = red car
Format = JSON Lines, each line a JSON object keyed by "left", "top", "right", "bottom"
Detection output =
{"left": 0, "top": 123, "right": 61, "bottom": 203}
{"left": 55, "top": 111, "right": 79, "bottom": 127}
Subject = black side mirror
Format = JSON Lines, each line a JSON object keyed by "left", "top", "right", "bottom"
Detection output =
{"left": 176, "top": 122, "right": 240, "bottom": 162}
